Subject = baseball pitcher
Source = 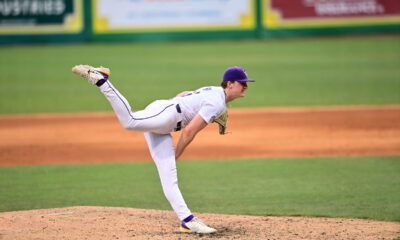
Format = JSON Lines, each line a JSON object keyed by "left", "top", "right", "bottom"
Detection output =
{"left": 72, "top": 65, "right": 254, "bottom": 234}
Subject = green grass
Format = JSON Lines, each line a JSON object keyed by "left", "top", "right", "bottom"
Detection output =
{"left": 0, "top": 36, "right": 399, "bottom": 114}
{"left": 1, "top": 156, "right": 399, "bottom": 222}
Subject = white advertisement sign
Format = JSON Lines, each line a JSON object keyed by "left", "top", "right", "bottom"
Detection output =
{"left": 93, "top": 0, "right": 255, "bottom": 32}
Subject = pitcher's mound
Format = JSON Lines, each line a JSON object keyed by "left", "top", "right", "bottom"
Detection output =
{"left": 0, "top": 206, "right": 399, "bottom": 240}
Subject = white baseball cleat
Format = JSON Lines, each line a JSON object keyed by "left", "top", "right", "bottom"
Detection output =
{"left": 72, "top": 65, "right": 110, "bottom": 86}
{"left": 180, "top": 217, "right": 217, "bottom": 234}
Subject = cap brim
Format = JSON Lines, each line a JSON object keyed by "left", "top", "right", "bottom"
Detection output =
{"left": 237, "top": 79, "right": 255, "bottom": 82}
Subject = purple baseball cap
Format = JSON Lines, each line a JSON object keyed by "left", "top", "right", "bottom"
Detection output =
{"left": 223, "top": 67, "right": 255, "bottom": 82}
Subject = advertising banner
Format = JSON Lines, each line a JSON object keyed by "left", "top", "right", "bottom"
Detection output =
{"left": 92, "top": 0, "right": 255, "bottom": 33}
{"left": 263, "top": 0, "right": 400, "bottom": 28}
{"left": 0, "top": 0, "right": 83, "bottom": 34}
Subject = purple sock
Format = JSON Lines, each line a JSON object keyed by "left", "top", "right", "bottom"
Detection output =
{"left": 95, "top": 71, "right": 109, "bottom": 87}
{"left": 183, "top": 214, "right": 194, "bottom": 223}
{"left": 96, "top": 79, "right": 107, "bottom": 87}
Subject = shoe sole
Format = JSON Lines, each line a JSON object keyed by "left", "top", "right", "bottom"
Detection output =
{"left": 179, "top": 226, "right": 217, "bottom": 234}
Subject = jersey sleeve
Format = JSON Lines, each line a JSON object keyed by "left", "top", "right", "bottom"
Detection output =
{"left": 198, "top": 100, "right": 225, "bottom": 124}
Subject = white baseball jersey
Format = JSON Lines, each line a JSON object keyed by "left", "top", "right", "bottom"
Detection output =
{"left": 99, "top": 82, "right": 226, "bottom": 221}
{"left": 173, "top": 86, "right": 226, "bottom": 127}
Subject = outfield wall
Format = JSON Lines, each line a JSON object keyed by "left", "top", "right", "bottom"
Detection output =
{"left": 0, "top": 0, "right": 399, "bottom": 45}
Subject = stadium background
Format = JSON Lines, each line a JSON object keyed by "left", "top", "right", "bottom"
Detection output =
{"left": 0, "top": 0, "right": 399, "bottom": 239}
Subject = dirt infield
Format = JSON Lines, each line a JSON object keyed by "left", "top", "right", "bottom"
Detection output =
{"left": 1, "top": 206, "right": 399, "bottom": 240}
{"left": 1, "top": 106, "right": 400, "bottom": 166}
{"left": 0, "top": 106, "right": 400, "bottom": 239}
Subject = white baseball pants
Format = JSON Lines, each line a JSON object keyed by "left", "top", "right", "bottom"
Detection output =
{"left": 99, "top": 81, "right": 192, "bottom": 221}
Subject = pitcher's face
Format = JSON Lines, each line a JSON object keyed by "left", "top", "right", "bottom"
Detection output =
{"left": 231, "top": 81, "right": 248, "bottom": 98}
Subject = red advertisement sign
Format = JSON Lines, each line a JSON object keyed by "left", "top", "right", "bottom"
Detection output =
{"left": 270, "top": 0, "right": 400, "bottom": 20}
